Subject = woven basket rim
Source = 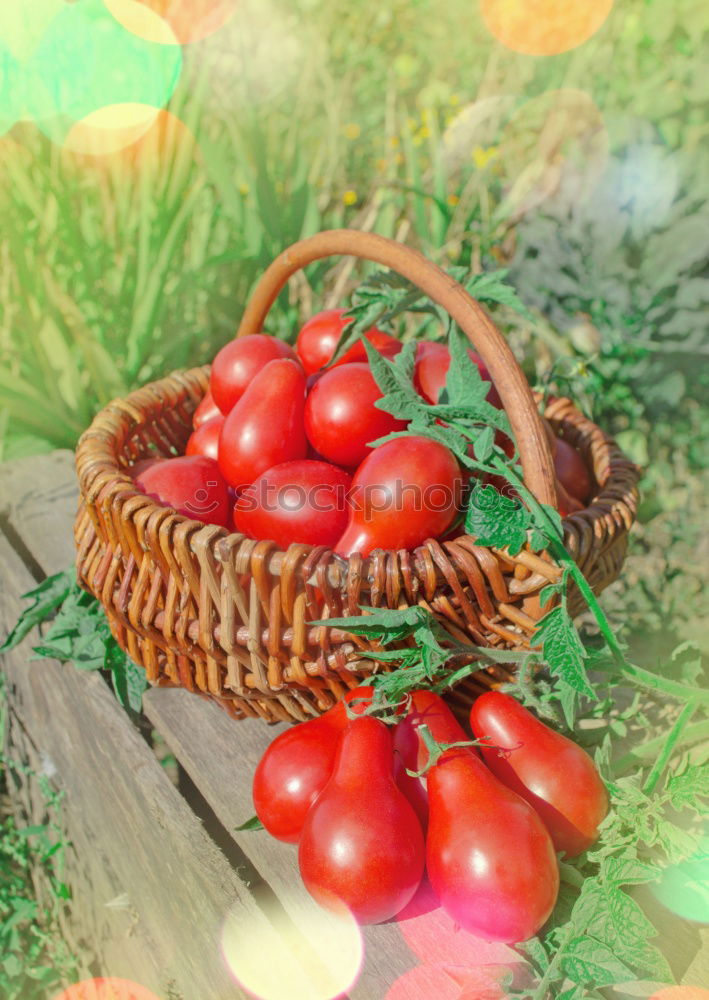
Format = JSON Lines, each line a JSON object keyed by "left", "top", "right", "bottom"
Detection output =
{"left": 75, "top": 363, "right": 641, "bottom": 580}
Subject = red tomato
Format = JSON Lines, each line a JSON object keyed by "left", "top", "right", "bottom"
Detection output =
{"left": 394, "top": 690, "right": 470, "bottom": 832}
{"left": 134, "top": 455, "right": 230, "bottom": 528}
{"left": 555, "top": 478, "right": 584, "bottom": 516}
{"left": 426, "top": 747, "right": 559, "bottom": 942}
{"left": 304, "top": 362, "right": 407, "bottom": 468}
{"left": 185, "top": 414, "right": 224, "bottom": 461}
{"left": 233, "top": 460, "right": 351, "bottom": 549}
{"left": 470, "top": 691, "right": 609, "bottom": 857}
{"left": 218, "top": 359, "right": 307, "bottom": 489}
{"left": 414, "top": 342, "right": 502, "bottom": 408}
{"left": 298, "top": 715, "right": 425, "bottom": 924}
{"left": 128, "top": 457, "right": 164, "bottom": 479}
{"left": 210, "top": 334, "right": 297, "bottom": 415}
{"left": 192, "top": 388, "right": 221, "bottom": 428}
{"left": 335, "top": 436, "right": 463, "bottom": 557}
{"left": 296, "top": 308, "right": 401, "bottom": 375}
{"left": 554, "top": 437, "right": 592, "bottom": 504}
{"left": 252, "top": 687, "right": 373, "bottom": 844}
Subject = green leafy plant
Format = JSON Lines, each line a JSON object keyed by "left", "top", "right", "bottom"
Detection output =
{"left": 1, "top": 571, "right": 147, "bottom": 715}
{"left": 0, "top": 676, "right": 78, "bottom": 999}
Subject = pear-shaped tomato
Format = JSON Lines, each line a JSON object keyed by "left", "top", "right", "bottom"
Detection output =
{"left": 470, "top": 691, "right": 608, "bottom": 857}
{"left": 298, "top": 716, "right": 425, "bottom": 924}
{"left": 252, "top": 687, "right": 373, "bottom": 843}
{"left": 185, "top": 414, "right": 224, "bottom": 461}
{"left": 414, "top": 341, "right": 501, "bottom": 408}
{"left": 427, "top": 747, "right": 559, "bottom": 943}
{"left": 304, "top": 362, "right": 407, "bottom": 468}
{"left": 296, "top": 309, "right": 401, "bottom": 374}
{"left": 334, "top": 435, "right": 463, "bottom": 557}
{"left": 554, "top": 437, "right": 592, "bottom": 504}
{"left": 192, "top": 388, "right": 221, "bottom": 428}
{"left": 134, "top": 455, "right": 230, "bottom": 528}
{"left": 393, "top": 690, "right": 470, "bottom": 831}
{"left": 218, "top": 358, "right": 307, "bottom": 489}
{"left": 210, "top": 334, "right": 298, "bottom": 414}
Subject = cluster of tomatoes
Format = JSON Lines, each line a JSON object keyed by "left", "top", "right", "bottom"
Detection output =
{"left": 253, "top": 688, "right": 608, "bottom": 942}
{"left": 130, "top": 309, "right": 592, "bottom": 554}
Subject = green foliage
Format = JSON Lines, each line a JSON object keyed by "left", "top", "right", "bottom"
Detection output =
{"left": 2, "top": 571, "right": 147, "bottom": 714}
{"left": 0, "top": 678, "right": 78, "bottom": 999}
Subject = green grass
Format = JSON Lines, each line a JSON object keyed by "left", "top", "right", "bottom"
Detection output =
{"left": 0, "top": 677, "right": 78, "bottom": 999}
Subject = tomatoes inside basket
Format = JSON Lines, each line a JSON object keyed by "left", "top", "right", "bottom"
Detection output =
{"left": 131, "top": 306, "right": 594, "bottom": 555}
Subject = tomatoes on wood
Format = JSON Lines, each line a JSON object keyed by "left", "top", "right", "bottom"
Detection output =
{"left": 335, "top": 435, "right": 463, "bottom": 557}
{"left": 304, "top": 362, "right": 407, "bottom": 468}
{"left": 296, "top": 308, "right": 401, "bottom": 375}
{"left": 210, "top": 334, "right": 297, "bottom": 415}
{"left": 394, "top": 689, "right": 470, "bottom": 831}
{"left": 218, "top": 359, "right": 307, "bottom": 489}
{"left": 192, "top": 388, "right": 221, "bottom": 428}
{"left": 134, "top": 456, "right": 230, "bottom": 528}
{"left": 554, "top": 437, "right": 592, "bottom": 504}
{"left": 185, "top": 414, "right": 224, "bottom": 461}
{"left": 252, "top": 687, "right": 373, "bottom": 844}
{"left": 414, "top": 341, "right": 502, "bottom": 408}
{"left": 233, "top": 460, "right": 351, "bottom": 549}
{"left": 470, "top": 691, "right": 609, "bottom": 857}
{"left": 426, "top": 747, "right": 559, "bottom": 942}
{"left": 298, "top": 715, "right": 425, "bottom": 924}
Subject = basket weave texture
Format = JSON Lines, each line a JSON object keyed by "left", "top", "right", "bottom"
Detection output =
{"left": 74, "top": 232, "right": 640, "bottom": 723}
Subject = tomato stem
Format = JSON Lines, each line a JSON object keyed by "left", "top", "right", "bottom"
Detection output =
{"left": 614, "top": 719, "right": 709, "bottom": 771}
{"left": 642, "top": 700, "right": 699, "bottom": 795}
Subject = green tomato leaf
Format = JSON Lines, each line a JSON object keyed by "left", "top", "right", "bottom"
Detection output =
{"left": 667, "top": 761, "right": 709, "bottom": 813}
{"left": 561, "top": 937, "right": 634, "bottom": 987}
{"left": 473, "top": 425, "right": 494, "bottom": 462}
{"left": 450, "top": 266, "right": 535, "bottom": 322}
{"left": 235, "top": 815, "right": 264, "bottom": 832}
{"left": 0, "top": 570, "right": 73, "bottom": 652}
{"left": 534, "top": 605, "right": 595, "bottom": 698}
{"left": 602, "top": 856, "right": 662, "bottom": 886}
{"left": 108, "top": 644, "right": 147, "bottom": 714}
{"left": 465, "top": 483, "right": 531, "bottom": 556}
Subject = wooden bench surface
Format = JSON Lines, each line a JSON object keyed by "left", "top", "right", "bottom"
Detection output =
{"left": 1, "top": 451, "right": 707, "bottom": 998}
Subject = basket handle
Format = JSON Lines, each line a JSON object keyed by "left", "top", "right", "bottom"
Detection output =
{"left": 236, "top": 229, "right": 557, "bottom": 508}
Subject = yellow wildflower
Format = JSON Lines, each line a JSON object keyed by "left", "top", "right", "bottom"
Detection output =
{"left": 343, "top": 122, "right": 361, "bottom": 140}
{"left": 238, "top": 182, "right": 250, "bottom": 196}
{"left": 343, "top": 189, "right": 358, "bottom": 206}
{"left": 447, "top": 194, "right": 460, "bottom": 207}
{"left": 471, "top": 145, "right": 498, "bottom": 169}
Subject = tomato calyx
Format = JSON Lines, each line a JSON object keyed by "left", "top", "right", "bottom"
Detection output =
{"left": 404, "top": 723, "right": 495, "bottom": 778}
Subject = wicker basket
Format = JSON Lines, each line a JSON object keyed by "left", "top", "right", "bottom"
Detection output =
{"left": 74, "top": 230, "right": 640, "bottom": 723}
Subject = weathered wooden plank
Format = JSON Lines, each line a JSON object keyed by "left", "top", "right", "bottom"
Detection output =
{"left": 143, "top": 687, "right": 418, "bottom": 999}
{"left": 1, "top": 534, "right": 358, "bottom": 1000}
{"left": 0, "top": 449, "right": 79, "bottom": 576}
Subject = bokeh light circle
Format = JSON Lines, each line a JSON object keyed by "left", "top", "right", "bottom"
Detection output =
{"left": 480, "top": 0, "right": 615, "bottom": 57}
{"left": 649, "top": 832, "right": 709, "bottom": 924}
{"left": 221, "top": 894, "right": 363, "bottom": 1000}
{"left": 105, "top": 0, "right": 239, "bottom": 45}
{"left": 497, "top": 88, "right": 609, "bottom": 217}
{"left": 26, "top": 0, "right": 182, "bottom": 139}
{"left": 62, "top": 103, "right": 161, "bottom": 156}
{"left": 52, "top": 979, "right": 161, "bottom": 1000}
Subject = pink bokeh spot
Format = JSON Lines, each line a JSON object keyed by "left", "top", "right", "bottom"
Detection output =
{"left": 394, "top": 878, "right": 522, "bottom": 970}
{"left": 384, "top": 964, "right": 508, "bottom": 1000}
